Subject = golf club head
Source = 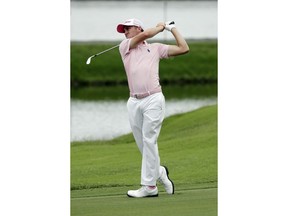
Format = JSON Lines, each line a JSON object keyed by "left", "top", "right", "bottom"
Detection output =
{"left": 86, "top": 56, "right": 92, "bottom": 65}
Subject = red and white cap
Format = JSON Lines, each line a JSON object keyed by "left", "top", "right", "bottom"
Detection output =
{"left": 117, "top": 18, "right": 144, "bottom": 33}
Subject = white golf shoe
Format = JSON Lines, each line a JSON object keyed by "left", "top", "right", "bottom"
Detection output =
{"left": 127, "top": 186, "right": 158, "bottom": 198}
{"left": 158, "top": 166, "right": 174, "bottom": 194}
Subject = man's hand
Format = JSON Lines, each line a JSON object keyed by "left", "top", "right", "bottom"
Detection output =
{"left": 156, "top": 22, "right": 165, "bottom": 32}
{"left": 165, "top": 21, "right": 176, "bottom": 31}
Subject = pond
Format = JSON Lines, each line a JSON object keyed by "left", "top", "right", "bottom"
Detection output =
{"left": 71, "top": 97, "right": 217, "bottom": 141}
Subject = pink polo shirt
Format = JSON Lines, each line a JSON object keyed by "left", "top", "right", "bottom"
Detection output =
{"left": 119, "top": 39, "right": 169, "bottom": 95}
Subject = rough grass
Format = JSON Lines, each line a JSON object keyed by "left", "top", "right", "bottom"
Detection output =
{"left": 71, "top": 40, "right": 217, "bottom": 85}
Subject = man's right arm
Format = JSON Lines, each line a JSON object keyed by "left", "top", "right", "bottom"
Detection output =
{"left": 129, "top": 23, "right": 165, "bottom": 49}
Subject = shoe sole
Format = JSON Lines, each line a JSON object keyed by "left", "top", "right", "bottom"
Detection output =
{"left": 127, "top": 193, "right": 158, "bottom": 198}
{"left": 163, "top": 166, "right": 175, "bottom": 194}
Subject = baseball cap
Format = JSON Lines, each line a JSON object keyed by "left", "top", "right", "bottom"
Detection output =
{"left": 117, "top": 18, "right": 144, "bottom": 33}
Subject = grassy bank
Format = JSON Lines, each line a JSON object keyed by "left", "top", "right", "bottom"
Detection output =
{"left": 71, "top": 40, "right": 217, "bottom": 86}
{"left": 71, "top": 105, "right": 217, "bottom": 215}
{"left": 71, "top": 83, "right": 218, "bottom": 100}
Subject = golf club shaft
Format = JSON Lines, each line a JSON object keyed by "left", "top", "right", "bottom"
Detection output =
{"left": 93, "top": 44, "right": 120, "bottom": 57}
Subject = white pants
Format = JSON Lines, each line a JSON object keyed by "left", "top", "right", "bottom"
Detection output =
{"left": 127, "top": 92, "right": 165, "bottom": 186}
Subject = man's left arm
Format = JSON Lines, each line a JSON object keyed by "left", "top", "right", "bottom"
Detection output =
{"left": 166, "top": 24, "right": 189, "bottom": 57}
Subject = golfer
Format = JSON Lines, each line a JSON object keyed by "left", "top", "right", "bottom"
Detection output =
{"left": 117, "top": 18, "right": 189, "bottom": 198}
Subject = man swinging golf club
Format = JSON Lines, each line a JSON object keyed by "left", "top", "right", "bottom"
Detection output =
{"left": 117, "top": 18, "right": 189, "bottom": 198}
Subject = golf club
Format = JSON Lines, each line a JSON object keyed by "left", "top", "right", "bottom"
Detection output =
{"left": 86, "top": 44, "right": 120, "bottom": 64}
{"left": 86, "top": 21, "right": 175, "bottom": 65}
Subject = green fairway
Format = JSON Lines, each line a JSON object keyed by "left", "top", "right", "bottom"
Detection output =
{"left": 71, "top": 105, "right": 217, "bottom": 215}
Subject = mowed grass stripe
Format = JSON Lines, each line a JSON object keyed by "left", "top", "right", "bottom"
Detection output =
{"left": 71, "top": 188, "right": 217, "bottom": 216}
{"left": 71, "top": 187, "right": 216, "bottom": 200}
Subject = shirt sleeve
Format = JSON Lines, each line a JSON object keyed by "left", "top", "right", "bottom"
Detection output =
{"left": 157, "top": 43, "right": 169, "bottom": 59}
{"left": 119, "top": 39, "right": 131, "bottom": 59}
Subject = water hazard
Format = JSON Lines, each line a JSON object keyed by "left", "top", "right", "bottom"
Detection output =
{"left": 71, "top": 98, "right": 217, "bottom": 141}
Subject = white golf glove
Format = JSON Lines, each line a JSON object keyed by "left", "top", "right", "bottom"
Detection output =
{"left": 165, "top": 21, "right": 176, "bottom": 31}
